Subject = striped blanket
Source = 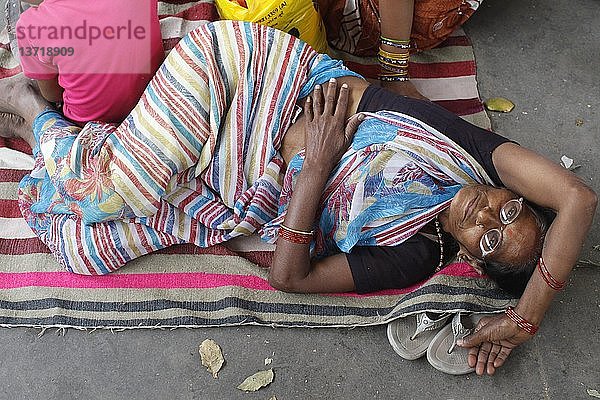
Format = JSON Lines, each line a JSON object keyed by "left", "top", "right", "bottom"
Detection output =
{"left": 0, "top": 1, "right": 513, "bottom": 330}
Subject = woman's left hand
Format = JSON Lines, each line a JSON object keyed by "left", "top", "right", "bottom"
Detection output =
{"left": 457, "top": 313, "right": 533, "bottom": 376}
{"left": 304, "top": 79, "right": 363, "bottom": 171}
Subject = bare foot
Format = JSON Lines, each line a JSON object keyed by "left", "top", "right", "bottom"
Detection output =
{"left": 0, "top": 73, "right": 51, "bottom": 126}
{"left": 0, "top": 112, "right": 31, "bottom": 136}
{"left": 0, "top": 112, "right": 35, "bottom": 148}
{"left": 0, "top": 73, "right": 33, "bottom": 115}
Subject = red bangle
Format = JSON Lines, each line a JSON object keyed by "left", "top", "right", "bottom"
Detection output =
{"left": 277, "top": 224, "right": 313, "bottom": 245}
{"left": 538, "top": 257, "right": 566, "bottom": 291}
{"left": 505, "top": 307, "right": 539, "bottom": 335}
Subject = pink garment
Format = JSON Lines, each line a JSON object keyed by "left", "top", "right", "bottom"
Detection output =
{"left": 16, "top": 0, "right": 163, "bottom": 123}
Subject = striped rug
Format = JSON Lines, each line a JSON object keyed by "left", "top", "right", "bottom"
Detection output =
{"left": 0, "top": 1, "right": 512, "bottom": 329}
{"left": 328, "top": 28, "right": 491, "bottom": 130}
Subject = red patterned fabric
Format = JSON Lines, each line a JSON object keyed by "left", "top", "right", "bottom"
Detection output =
{"left": 317, "top": 0, "right": 482, "bottom": 56}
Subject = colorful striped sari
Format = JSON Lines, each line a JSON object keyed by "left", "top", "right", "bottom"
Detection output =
{"left": 263, "top": 110, "right": 494, "bottom": 256}
{"left": 18, "top": 21, "right": 493, "bottom": 276}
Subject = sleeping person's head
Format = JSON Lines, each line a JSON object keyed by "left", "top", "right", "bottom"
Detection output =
{"left": 440, "top": 185, "right": 550, "bottom": 296}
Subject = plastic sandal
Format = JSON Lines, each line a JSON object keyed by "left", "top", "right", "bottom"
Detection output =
{"left": 426, "top": 312, "right": 494, "bottom": 375}
{"left": 387, "top": 312, "right": 452, "bottom": 360}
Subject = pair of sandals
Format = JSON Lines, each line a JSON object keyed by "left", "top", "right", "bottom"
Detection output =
{"left": 387, "top": 312, "right": 490, "bottom": 375}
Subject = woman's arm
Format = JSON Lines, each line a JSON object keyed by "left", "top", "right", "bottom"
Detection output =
{"left": 268, "top": 79, "right": 363, "bottom": 293}
{"left": 458, "top": 143, "right": 597, "bottom": 375}
{"left": 379, "top": 0, "right": 413, "bottom": 46}
{"left": 37, "top": 77, "right": 64, "bottom": 103}
{"left": 378, "top": 0, "right": 425, "bottom": 99}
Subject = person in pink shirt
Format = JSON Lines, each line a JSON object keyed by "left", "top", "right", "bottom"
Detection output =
{"left": 1, "top": 0, "right": 163, "bottom": 130}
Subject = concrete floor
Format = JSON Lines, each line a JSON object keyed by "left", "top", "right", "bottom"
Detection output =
{"left": 1, "top": 0, "right": 599, "bottom": 399}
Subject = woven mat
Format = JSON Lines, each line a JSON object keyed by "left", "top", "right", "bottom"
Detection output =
{"left": 0, "top": 1, "right": 514, "bottom": 330}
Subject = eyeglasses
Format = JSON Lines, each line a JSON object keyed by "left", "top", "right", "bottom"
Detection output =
{"left": 479, "top": 197, "right": 524, "bottom": 259}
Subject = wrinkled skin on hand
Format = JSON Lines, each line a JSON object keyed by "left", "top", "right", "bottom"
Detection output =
{"left": 303, "top": 79, "right": 364, "bottom": 171}
{"left": 457, "top": 313, "right": 533, "bottom": 376}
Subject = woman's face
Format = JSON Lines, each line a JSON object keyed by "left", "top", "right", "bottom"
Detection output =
{"left": 444, "top": 185, "right": 541, "bottom": 266}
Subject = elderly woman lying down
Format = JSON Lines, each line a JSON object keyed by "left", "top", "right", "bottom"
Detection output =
{"left": 7, "top": 21, "right": 596, "bottom": 375}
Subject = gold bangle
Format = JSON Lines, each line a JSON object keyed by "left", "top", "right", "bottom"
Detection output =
{"left": 378, "top": 48, "right": 410, "bottom": 60}
{"left": 380, "top": 36, "right": 410, "bottom": 45}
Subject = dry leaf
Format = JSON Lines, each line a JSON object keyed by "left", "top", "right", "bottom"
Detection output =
{"left": 268, "top": 396, "right": 278, "bottom": 400}
{"left": 484, "top": 97, "right": 515, "bottom": 113}
{"left": 264, "top": 357, "right": 273, "bottom": 365}
{"left": 588, "top": 389, "right": 600, "bottom": 398}
{"left": 237, "top": 369, "right": 274, "bottom": 392}
{"left": 560, "top": 155, "right": 574, "bottom": 169}
{"left": 559, "top": 155, "right": 582, "bottom": 171}
{"left": 199, "top": 339, "right": 225, "bottom": 379}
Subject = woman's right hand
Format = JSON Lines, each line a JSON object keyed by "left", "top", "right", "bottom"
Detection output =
{"left": 304, "top": 79, "right": 364, "bottom": 171}
{"left": 457, "top": 313, "right": 533, "bottom": 375}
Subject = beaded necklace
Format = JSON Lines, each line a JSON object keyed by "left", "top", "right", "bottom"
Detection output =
{"left": 434, "top": 217, "right": 444, "bottom": 272}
